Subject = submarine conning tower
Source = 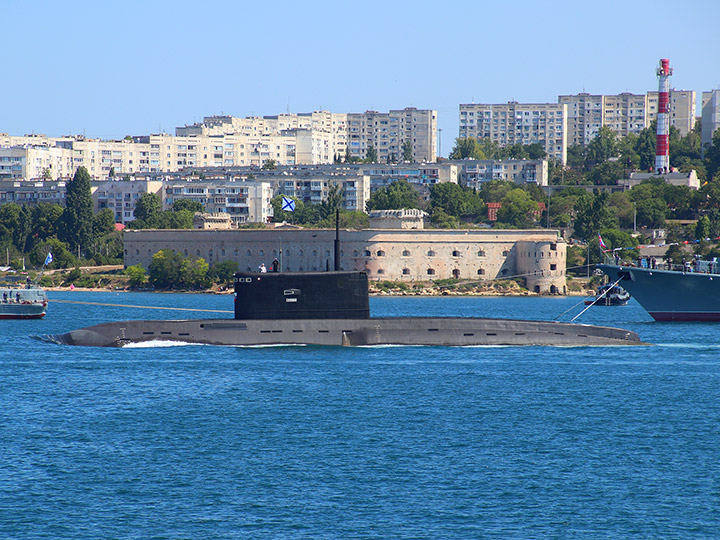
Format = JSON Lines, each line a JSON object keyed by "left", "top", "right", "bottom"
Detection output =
{"left": 234, "top": 271, "right": 370, "bottom": 320}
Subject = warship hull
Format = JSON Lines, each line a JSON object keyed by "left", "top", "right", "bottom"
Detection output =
{"left": 47, "top": 316, "right": 644, "bottom": 347}
{"left": 598, "top": 263, "right": 720, "bottom": 321}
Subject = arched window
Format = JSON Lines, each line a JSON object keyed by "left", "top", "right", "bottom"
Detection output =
{"left": 427, "top": 268, "right": 435, "bottom": 275}
{"left": 427, "top": 250, "right": 435, "bottom": 257}
{"left": 273, "top": 250, "right": 277, "bottom": 257}
{"left": 299, "top": 250, "right": 304, "bottom": 256}
{"left": 377, "top": 269, "right": 385, "bottom": 274}
{"left": 402, "top": 250, "right": 410, "bottom": 256}
{"left": 477, "top": 250, "right": 486, "bottom": 257}
{"left": 377, "top": 250, "right": 385, "bottom": 257}
{"left": 452, "top": 269, "right": 460, "bottom": 278}
{"left": 196, "top": 250, "right": 201, "bottom": 256}
{"left": 452, "top": 250, "right": 460, "bottom": 257}
{"left": 312, "top": 250, "right": 317, "bottom": 257}
{"left": 184, "top": 249, "right": 188, "bottom": 256}
{"left": 402, "top": 268, "right": 410, "bottom": 275}
{"left": 364, "top": 250, "right": 371, "bottom": 257}
{"left": 259, "top": 250, "right": 264, "bottom": 257}
{"left": 247, "top": 249, "right": 252, "bottom": 256}
{"left": 353, "top": 250, "right": 359, "bottom": 257}
{"left": 221, "top": 249, "right": 226, "bottom": 256}
{"left": 502, "top": 250, "right": 509, "bottom": 257}
{"left": 325, "top": 250, "right": 330, "bottom": 257}
{"left": 477, "top": 268, "right": 485, "bottom": 275}
{"left": 135, "top": 249, "right": 139, "bottom": 255}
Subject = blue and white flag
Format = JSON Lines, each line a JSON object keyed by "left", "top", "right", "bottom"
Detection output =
{"left": 44, "top": 252, "right": 53, "bottom": 266}
{"left": 281, "top": 196, "right": 296, "bottom": 212}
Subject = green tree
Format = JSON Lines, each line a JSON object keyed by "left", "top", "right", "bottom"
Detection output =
{"left": 479, "top": 180, "right": 515, "bottom": 203}
{"left": 93, "top": 208, "right": 116, "bottom": 239}
{"left": 148, "top": 249, "right": 183, "bottom": 289}
{"left": 262, "top": 159, "right": 277, "bottom": 170}
{"left": 209, "top": 260, "right": 239, "bottom": 284}
{"left": 133, "top": 192, "right": 162, "bottom": 226}
{"left": 695, "top": 215, "right": 711, "bottom": 240}
{"left": 125, "top": 264, "right": 147, "bottom": 288}
{"left": 157, "top": 209, "right": 195, "bottom": 229}
{"left": 496, "top": 188, "right": 539, "bottom": 228}
{"left": 180, "top": 256, "right": 211, "bottom": 289}
{"left": 365, "top": 179, "right": 423, "bottom": 211}
{"left": 429, "top": 208, "right": 460, "bottom": 229}
{"left": 320, "top": 185, "right": 344, "bottom": 220}
{"left": 29, "top": 238, "right": 76, "bottom": 269}
{"left": 585, "top": 126, "right": 618, "bottom": 168}
{"left": 572, "top": 192, "right": 618, "bottom": 240}
{"left": 365, "top": 145, "right": 378, "bottom": 163}
{"left": 59, "top": 166, "right": 94, "bottom": 252}
{"left": 635, "top": 123, "right": 657, "bottom": 171}
{"left": 429, "top": 182, "right": 482, "bottom": 219}
{"left": 449, "top": 138, "right": 486, "bottom": 160}
{"left": 402, "top": 140, "right": 413, "bottom": 162}
{"left": 172, "top": 199, "right": 204, "bottom": 213}
{"left": 585, "top": 160, "right": 625, "bottom": 185}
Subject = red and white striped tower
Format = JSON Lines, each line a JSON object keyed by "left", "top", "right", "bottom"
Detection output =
{"left": 655, "top": 58, "right": 673, "bottom": 174}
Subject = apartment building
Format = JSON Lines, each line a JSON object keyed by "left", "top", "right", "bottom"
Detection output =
{"left": 647, "top": 89, "right": 696, "bottom": 135}
{"left": 702, "top": 89, "right": 720, "bottom": 152}
{"left": 94, "top": 179, "right": 164, "bottom": 224}
{"left": 164, "top": 181, "right": 274, "bottom": 224}
{"left": 0, "top": 145, "right": 74, "bottom": 181}
{"left": 559, "top": 90, "right": 697, "bottom": 147}
{"left": 458, "top": 102, "right": 567, "bottom": 164}
{"left": 455, "top": 159, "right": 548, "bottom": 188}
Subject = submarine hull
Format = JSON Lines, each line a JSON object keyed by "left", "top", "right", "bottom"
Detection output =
{"left": 47, "top": 316, "right": 645, "bottom": 347}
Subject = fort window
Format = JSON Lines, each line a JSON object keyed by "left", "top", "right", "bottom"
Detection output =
{"left": 427, "top": 268, "right": 435, "bottom": 275}
{"left": 184, "top": 250, "right": 188, "bottom": 256}
{"left": 364, "top": 250, "right": 371, "bottom": 257}
{"left": 299, "top": 250, "right": 304, "bottom": 256}
{"left": 312, "top": 250, "right": 317, "bottom": 257}
{"left": 197, "top": 250, "right": 201, "bottom": 256}
{"left": 550, "top": 243, "right": 557, "bottom": 251}
{"left": 477, "top": 250, "right": 486, "bottom": 257}
{"left": 259, "top": 250, "right": 264, "bottom": 256}
{"left": 427, "top": 250, "right": 436, "bottom": 257}
{"left": 402, "top": 268, "right": 410, "bottom": 275}
{"left": 247, "top": 250, "right": 252, "bottom": 256}
{"left": 326, "top": 250, "right": 330, "bottom": 257}
{"left": 452, "top": 269, "right": 460, "bottom": 278}
{"left": 452, "top": 250, "right": 461, "bottom": 257}
{"left": 221, "top": 249, "right": 226, "bottom": 256}
{"left": 273, "top": 250, "right": 277, "bottom": 257}
{"left": 550, "top": 264, "right": 557, "bottom": 271}
{"left": 377, "top": 269, "right": 385, "bottom": 274}
{"left": 477, "top": 268, "right": 485, "bottom": 275}
{"left": 502, "top": 250, "right": 509, "bottom": 256}
{"left": 500, "top": 269, "right": 508, "bottom": 276}
{"left": 353, "top": 250, "right": 359, "bottom": 257}
{"left": 402, "top": 250, "right": 411, "bottom": 256}
{"left": 377, "top": 250, "right": 385, "bottom": 257}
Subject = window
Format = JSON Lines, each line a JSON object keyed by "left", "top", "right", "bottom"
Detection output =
{"left": 247, "top": 250, "right": 252, "bottom": 256}
{"left": 550, "top": 264, "right": 557, "bottom": 271}
{"left": 452, "top": 250, "right": 461, "bottom": 257}
{"left": 477, "top": 268, "right": 485, "bottom": 275}
{"left": 550, "top": 243, "right": 557, "bottom": 251}
{"left": 377, "top": 250, "right": 385, "bottom": 257}
{"left": 402, "top": 268, "right": 410, "bottom": 275}
{"left": 402, "top": 250, "right": 410, "bottom": 256}
{"left": 427, "top": 268, "right": 435, "bottom": 275}
{"left": 364, "top": 250, "right": 371, "bottom": 257}
{"left": 477, "top": 250, "right": 486, "bottom": 257}
{"left": 502, "top": 250, "right": 509, "bottom": 256}
{"left": 377, "top": 269, "right": 384, "bottom": 275}
{"left": 353, "top": 250, "right": 359, "bottom": 257}
{"left": 427, "top": 250, "right": 435, "bottom": 257}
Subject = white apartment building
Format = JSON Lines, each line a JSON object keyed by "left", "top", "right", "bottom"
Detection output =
{"left": 0, "top": 145, "right": 74, "bottom": 181}
{"left": 647, "top": 89, "right": 696, "bottom": 136}
{"left": 560, "top": 90, "right": 697, "bottom": 147}
{"left": 164, "top": 181, "right": 274, "bottom": 224}
{"left": 702, "top": 89, "right": 720, "bottom": 152}
{"left": 93, "top": 179, "right": 164, "bottom": 224}
{"left": 456, "top": 159, "right": 548, "bottom": 187}
{"left": 459, "top": 102, "right": 567, "bottom": 164}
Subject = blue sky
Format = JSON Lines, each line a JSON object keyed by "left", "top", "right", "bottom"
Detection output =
{"left": 4, "top": 0, "right": 719, "bottom": 156}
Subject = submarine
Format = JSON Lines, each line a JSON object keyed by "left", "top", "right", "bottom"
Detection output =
{"left": 48, "top": 213, "right": 645, "bottom": 348}
{"left": 49, "top": 268, "right": 644, "bottom": 347}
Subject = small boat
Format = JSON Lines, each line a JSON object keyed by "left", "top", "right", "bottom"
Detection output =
{"left": 584, "top": 283, "right": 631, "bottom": 306}
{"left": 0, "top": 281, "right": 48, "bottom": 319}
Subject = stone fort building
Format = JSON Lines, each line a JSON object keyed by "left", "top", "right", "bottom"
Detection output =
{"left": 124, "top": 226, "right": 567, "bottom": 294}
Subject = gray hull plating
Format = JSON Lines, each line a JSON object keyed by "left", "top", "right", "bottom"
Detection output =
{"left": 48, "top": 316, "right": 644, "bottom": 347}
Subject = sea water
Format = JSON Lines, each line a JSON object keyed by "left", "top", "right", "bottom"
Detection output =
{"left": 1, "top": 291, "right": 719, "bottom": 539}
